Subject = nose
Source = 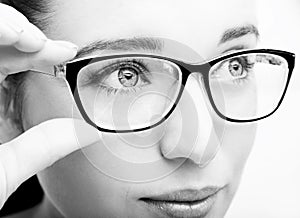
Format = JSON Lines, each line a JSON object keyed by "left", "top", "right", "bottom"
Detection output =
{"left": 159, "top": 73, "right": 220, "bottom": 166}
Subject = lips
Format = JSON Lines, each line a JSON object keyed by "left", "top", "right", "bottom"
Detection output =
{"left": 140, "top": 186, "right": 223, "bottom": 218}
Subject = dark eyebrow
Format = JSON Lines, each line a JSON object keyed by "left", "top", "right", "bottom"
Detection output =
{"left": 74, "top": 24, "right": 259, "bottom": 59}
{"left": 75, "top": 37, "right": 164, "bottom": 59}
{"left": 219, "top": 24, "right": 259, "bottom": 45}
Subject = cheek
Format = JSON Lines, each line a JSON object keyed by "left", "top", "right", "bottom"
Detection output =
{"left": 222, "top": 123, "right": 257, "bottom": 174}
{"left": 38, "top": 151, "right": 131, "bottom": 217}
{"left": 22, "top": 73, "right": 131, "bottom": 216}
{"left": 21, "top": 72, "right": 257, "bottom": 217}
{"left": 22, "top": 72, "right": 82, "bottom": 130}
{"left": 23, "top": 72, "right": 257, "bottom": 166}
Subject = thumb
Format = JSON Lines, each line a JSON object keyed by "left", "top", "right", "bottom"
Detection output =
{"left": 0, "top": 118, "right": 101, "bottom": 207}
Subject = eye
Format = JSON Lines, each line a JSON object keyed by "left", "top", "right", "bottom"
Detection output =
{"left": 118, "top": 67, "right": 139, "bottom": 87}
{"left": 228, "top": 60, "right": 244, "bottom": 77}
{"left": 210, "top": 56, "right": 254, "bottom": 82}
{"left": 101, "top": 60, "right": 150, "bottom": 90}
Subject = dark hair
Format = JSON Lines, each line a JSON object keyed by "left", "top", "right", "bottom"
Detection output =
{"left": 3, "top": 0, "right": 51, "bottom": 29}
{"left": 0, "top": 0, "right": 50, "bottom": 131}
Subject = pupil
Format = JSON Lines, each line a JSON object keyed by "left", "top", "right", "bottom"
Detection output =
{"left": 233, "top": 65, "right": 239, "bottom": 70}
{"left": 118, "top": 68, "right": 139, "bottom": 87}
{"left": 229, "top": 61, "right": 243, "bottom": 76}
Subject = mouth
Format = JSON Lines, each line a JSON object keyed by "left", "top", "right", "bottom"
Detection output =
{"left": 139, "top": 186, "right": 223, "bottom": 218}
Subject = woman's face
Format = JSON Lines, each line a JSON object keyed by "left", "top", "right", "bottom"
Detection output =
{"left": 22, "top": 0, "right": 258, "bottom": 217}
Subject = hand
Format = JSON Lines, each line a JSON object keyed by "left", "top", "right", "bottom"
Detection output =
{"left": 0, "top": 3, "right": 99, "bottom": 210}
{"left": 0, "top": 118, "right": 100, "bottom": 209}
{"left": 0, "top": 3, "right": 78, "bottom": 82}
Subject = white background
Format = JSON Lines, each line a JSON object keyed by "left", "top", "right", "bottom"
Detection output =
{"left": 226, "top": 0, "right": 300, "bottom": 217}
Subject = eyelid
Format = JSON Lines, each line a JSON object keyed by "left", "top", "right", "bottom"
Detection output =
{"left": 100, "top": 59, "right": 150, "bottom": 81}
{"left": 209, "top": 45, "right": 255, "bottom": 72}
{"left": 210, "top": 60, "right": 227, "bottom": 76}
{"left": 80, "top": 58, "right": 151, "bottom": 87}
{"left": 103, "top": 58, "right": 148, "bottom": 72}
{"left": 210, "top": 58, "right": 240, "bottom": 76}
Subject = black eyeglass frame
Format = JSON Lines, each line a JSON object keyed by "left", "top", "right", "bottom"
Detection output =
{"left": 60, "top": 49, "right": 295, "bottom": 133}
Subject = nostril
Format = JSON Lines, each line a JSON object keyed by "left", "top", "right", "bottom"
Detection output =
{"left": 158, "top": 113, "right": 183, "bottom": 159}
{"left": 157, "top": 71, "right": 222, "bottom": 166}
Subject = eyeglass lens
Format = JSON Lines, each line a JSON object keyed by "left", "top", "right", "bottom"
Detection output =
{"left": 76, "top": 53, "right": 289, "bottom": 131}
{"left": 77, "top": 57, "right": 182, "bottom": 131}
{"left": 209, "top": 53, "right": 288, "bottom": 120}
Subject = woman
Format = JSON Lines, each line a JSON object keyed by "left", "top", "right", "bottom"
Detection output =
{"left": 0, "top": 0, "right": 295, "bottom": 217}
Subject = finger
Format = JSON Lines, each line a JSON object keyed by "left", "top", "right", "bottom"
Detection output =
{"left": 0, "top": 4, "right": 47, "bottom": 52}
{"left": 0, "top": 20, "right": 20, "bottom": 45}
{"left": 31, "top": 40, "right": 79, "bottom": 69}
{"left": 13, "top": 22, "right": 47, "bottom": 53}
{"left": 0, "top": 118, "right": 102, "bottom": 199}
{"left": 0, "top": 4, "right": 29, "bottom": 23}
{"left": 0, "top": 39, "right": 78, "bottom": 75}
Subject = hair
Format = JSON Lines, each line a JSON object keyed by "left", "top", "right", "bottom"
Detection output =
{"left": 3, "top": 0, "right": 51, "bottom": 28}
{"left": 0, "top": 0, "right": 50, "bottom": 132}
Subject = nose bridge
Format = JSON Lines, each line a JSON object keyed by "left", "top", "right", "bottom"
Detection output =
{"left": 185, "top": 73, "right": 213, "bottom": 150}
{"left": 159, "top": 72, "right": 215, "bottom": 165}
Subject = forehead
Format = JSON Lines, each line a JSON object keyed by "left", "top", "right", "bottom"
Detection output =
{"left": 49, "top": 0, "right": 257, "bottom": 59}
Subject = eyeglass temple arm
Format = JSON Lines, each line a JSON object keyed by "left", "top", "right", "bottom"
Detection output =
{"left": 31, "top": 64, "right": 66, "bottom": 78}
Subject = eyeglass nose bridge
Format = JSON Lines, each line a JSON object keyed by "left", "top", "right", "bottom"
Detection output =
{"left": 177, "top": 60, "right": 212, "bottom": 83}
{"left": 174, "top": 61, "right": 227, "bottom": 123}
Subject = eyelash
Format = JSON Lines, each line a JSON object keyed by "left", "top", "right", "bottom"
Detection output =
{"left": 231, "top": 57, "right": 254, "bottom": 84}
{"left": 86, "top": 59, "right": 151, "bottom": 95}
{"left": 211, "top": 56, "right": 254, "bottom": 85}
{"left": 100, "top": 85, "right": 144, "bottom": 96}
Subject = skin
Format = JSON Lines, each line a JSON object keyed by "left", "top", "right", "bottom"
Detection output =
{"left": 7, "top": 0, "right": 259, "bottom": 217}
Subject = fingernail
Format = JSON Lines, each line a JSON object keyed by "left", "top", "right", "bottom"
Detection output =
{"left": 28, "top": 23, "right": 48, "bottom": 42}
{"left": 33, "top": 31, "right": 48, "bottom": 42}
{"left": 55, "top": 41, "right": 78, "bottom": 51}
{"left": 33, "top": 32, "right": 48, "bottom": 44}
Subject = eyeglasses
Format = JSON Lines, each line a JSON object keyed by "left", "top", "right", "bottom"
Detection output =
{"left": 54, "top": 49, "right": 295, "bottom": 133}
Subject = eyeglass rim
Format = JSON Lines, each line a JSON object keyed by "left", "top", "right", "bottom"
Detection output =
{"left": 62, "top": 48, "right": 295, "bottom": 133}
